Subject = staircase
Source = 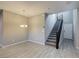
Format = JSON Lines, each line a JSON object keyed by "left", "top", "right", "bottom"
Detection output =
{"left": 45, "top": 19, "right": 63, "bottom": 49}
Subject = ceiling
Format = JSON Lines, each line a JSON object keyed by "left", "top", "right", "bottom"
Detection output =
{"left": 0, "top": 1, "right": 78, "bottom": 17}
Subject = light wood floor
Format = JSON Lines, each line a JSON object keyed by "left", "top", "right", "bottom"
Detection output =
{"left": 0, "top": 39, "right": 79, "bottom": 58}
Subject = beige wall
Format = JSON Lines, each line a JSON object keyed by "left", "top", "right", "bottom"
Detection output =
{"left": 28, "top": 14, "right": 45, "bottom": 45}
{"left": 0, "top": 11, "right": 3, "bottom": 46}
{"left": 0, "top": 10, "right": 45, "bottom": 46}
{"left": 3, "top": 10, "right": 28, "bottom": 46}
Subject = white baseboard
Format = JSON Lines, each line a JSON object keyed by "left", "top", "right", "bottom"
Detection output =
{"left": 2, "top": 40, "right": 28, "bottom": 48}
{"left": 28, "top": 40, "right": 45, "bottom": 45}
{"left": 1, "top": 40, "right": 45, "bottom": 48}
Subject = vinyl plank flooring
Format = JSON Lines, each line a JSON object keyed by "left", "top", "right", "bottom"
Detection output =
{"left": 0, "top": 39, "right": 79, "bottom": 58}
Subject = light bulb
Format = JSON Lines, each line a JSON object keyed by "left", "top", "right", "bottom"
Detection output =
{"left": 25, "top": 25, "right": 28, "bottom": 27}
{"left": 20, "top": 25, "right": 24, "bottom": 28}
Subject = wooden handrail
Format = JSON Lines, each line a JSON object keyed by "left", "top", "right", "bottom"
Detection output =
{"left": 57, "top": 20, "right": 63, "bottom": 33}
{"left": 56, "top": 19, "right": 63, "bottom": 49}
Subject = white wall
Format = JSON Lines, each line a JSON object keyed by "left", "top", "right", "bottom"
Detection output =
{"left": 64, "top": 24, "right": 73, "bottom": 39}
{"left": 63, "top": 11, "right": 73, "bottom": 24}
{"left": 45, "top": 14, "right": 57, "bottom": 40}
{"left": 73, "top": 9, "right": 79, "bottom": 49}
{"left": 63, "top": 11, "right": 73, "bottom": 39}
{"left": 28, "top": 14, "right": 45, "bottom": 45}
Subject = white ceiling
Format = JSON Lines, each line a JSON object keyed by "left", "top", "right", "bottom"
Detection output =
{"left": 0, "top": 1, "right": 78, "bottom": 17}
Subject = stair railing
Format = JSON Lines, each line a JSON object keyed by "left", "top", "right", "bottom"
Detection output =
{"left": 56, "top": 19, "right": 63, "bottom": 49}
